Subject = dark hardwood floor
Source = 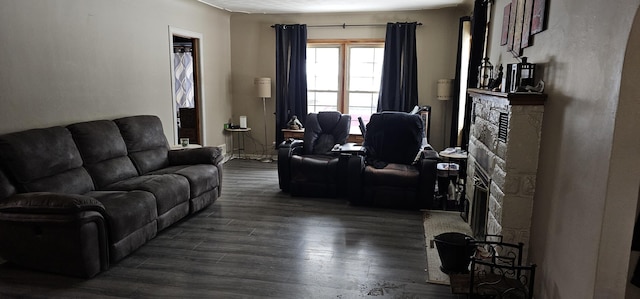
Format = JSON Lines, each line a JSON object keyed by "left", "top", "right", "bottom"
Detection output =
{"left": 0, "top": 159, "right": 456, "bottom": 298}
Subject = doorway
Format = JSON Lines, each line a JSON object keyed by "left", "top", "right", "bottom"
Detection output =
{"left": 449, "top": 17, "right": 472, "bottom": 148}
{"left": 169, "top": 27, "right": 204, "bottom": 145}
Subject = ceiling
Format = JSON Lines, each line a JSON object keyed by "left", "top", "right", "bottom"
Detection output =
{"left": 196, "top": 0, "right": 469, "bottom": 14}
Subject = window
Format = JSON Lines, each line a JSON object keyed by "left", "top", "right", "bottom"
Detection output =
{"left": 306, "top": 40, "right": 384, "bottom": 130}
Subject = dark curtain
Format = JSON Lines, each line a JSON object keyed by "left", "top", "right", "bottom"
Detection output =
{"left": 377, "top": 22, "right": 418, "bottom": 112}
{"left": 468, "top": 0, "right": 488, "bottom": 90}
{"left": 275, "top": 24, "right": 308, "bottom": 146}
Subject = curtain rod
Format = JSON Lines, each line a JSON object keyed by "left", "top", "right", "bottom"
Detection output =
{"left": 271, "top": 22, "right": 422, "bottom": 29}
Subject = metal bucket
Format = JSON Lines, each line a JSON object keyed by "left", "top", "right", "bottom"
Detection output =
{"left": 434, "top": 232, "right": 475, "bottom": 274}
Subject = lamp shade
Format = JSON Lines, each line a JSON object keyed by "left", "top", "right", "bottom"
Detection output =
{"left": 437, "top": 79, "right": 453, "bottom": 101}
{"left": 255, "top": 77, "right": 272, "bottom": 98}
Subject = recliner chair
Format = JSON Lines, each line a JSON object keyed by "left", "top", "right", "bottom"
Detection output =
{"left": 277, "top": 111, "right": 351, "bottom": 197}
{"left": 348, "top": 111, "right": 439, "bottom": 209}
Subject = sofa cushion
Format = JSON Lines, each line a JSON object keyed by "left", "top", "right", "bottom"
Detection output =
{"left": 290, "top": 155, "right": 340, "bottom": 183}
{"left": 303, "top": 112, "right": 351, "bottom": 155}
{"left": 85, "top": 190, "right": 157, "bottom": 244}
{"left": 150, "top": 165, "right": 219, "bottom": 198}
{"left": 67, "top": 120, "right": 139, "bottom": 188}
{"left": 105, "top": 174, "right": 190, "bottom": 217}
{"left": 0, "top": 126, "right": 94, "bottom": 194}
{"left": 114, "top": 115, "right": 170, "bottom": 174}
{"left": 363, "top": 163, "right": 420, "bottom": 188}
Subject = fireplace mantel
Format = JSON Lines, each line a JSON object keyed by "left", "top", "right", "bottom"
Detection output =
{"left": 465, "top": 88, "right": 546, "bottom": 259}
{"left": 468, "top": 88, "right": 547, "bottom": 106}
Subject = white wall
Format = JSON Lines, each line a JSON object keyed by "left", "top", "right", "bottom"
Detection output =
{"left": 484, "top": 0, "right": 640, "bottom": 297}
{"left": 229, "top": 9, "right": 465, "bottom": 154}
{"left": 0, "top": 0, "right": 232, "bottom": 148}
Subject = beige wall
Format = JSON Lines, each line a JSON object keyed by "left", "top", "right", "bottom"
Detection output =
{"left": 484, "top": 0, "right": 640, "bottom": 297}
{"left": 0, "top": 0, "right": 232, "bottom": 148}
{"left": 230, "top": 9, "right": 465, "bottom": 154}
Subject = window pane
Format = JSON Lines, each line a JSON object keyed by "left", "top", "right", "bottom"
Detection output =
{"left": 348, "top": 92, "right": 378, "bottom": 131}
{"left": 348, "top": 46, "right": 383, "bottom": 94}
{"left": 350, "top": 77, "right": 378, "bottom": 92}
{"left": 316, "top": 92, "right": 338, "bottom": 107}
{"left": 349, "top": 92, "right": 378, "bottom": 108}
{"left": 307, "top": 47, "right": 339, "bottom": 91}
{"left": 307, "top": 91, "right": 338, "bottom": 112}
{"left": 349, "top": 93, "right": 377, "bottom": 109}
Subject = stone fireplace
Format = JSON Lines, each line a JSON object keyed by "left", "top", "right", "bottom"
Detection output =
{"left": 465, "top": 89, "right": 546, "bottom": 254}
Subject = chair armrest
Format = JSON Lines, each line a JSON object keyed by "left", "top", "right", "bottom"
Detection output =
{"left": 0, "top": 192, "right": 106, "bottom": 215}
{"left": 277, "top": 139, "right": 304, "bottom": 192}
{"left": 168, "top": 146, "right": 223, "bottom": 166}
{"left": 421, "top": 147, "right": 440, "bottom": 160}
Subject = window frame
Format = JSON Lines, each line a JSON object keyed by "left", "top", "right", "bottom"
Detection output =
{"left": 307, "top": 39, "right": 385, "bottom": 114}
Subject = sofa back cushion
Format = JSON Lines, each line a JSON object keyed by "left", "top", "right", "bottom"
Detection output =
{"left": 303, "top": 112, "right": 351, "bottom": 155}
{"left": 364, "top": 112, "right": 424, "bottom": 165}
{"left": 67, "top": 120, "right": 139, "bottom": 189}
{"left": 0, "top": 126, "right": 94, "bottom": 194}
{"left": 114, "top": 115, "right": 169, "bottom": 175}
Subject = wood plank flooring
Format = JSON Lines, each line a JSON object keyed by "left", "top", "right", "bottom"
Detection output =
{"left": 0, "top": 159, "right": 456, "bottom": 298}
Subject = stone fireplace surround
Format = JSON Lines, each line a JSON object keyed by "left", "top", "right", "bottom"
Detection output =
{"left": 465, "top": 89, "right": 546, "bottom": 258}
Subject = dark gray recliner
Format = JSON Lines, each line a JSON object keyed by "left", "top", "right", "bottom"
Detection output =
{"left": 277, "top": 111, "right": 351, "bottom": 197}
{"left": 348, "top": 111, "right": 439, "bottom": 209}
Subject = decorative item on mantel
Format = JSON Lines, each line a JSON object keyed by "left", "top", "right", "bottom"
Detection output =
{"left": 508, "top": 56, "right": 536, "bottom": 92}
{"left": 489, "top": 64, "right": 504, "bottom": 91}
{"left": 478, "top": 57, "right": 493, "bottom": 89}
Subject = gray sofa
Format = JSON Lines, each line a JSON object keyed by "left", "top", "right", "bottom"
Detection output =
{"left": 0, "top": 115, "right": 223, "bottom": 277}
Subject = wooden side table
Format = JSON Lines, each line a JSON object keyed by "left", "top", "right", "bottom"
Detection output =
{"left": 282, "top": 129, "right": 304, "bottom": 140}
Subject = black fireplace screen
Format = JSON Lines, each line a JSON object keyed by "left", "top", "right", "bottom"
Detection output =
{"left": 471, "top": 164, "right": 489, "bottom": 239}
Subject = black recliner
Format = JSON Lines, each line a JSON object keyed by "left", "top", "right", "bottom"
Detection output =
{"left": 348, "top": 111, "right": 439, "bottom": 209}
{"left": 277, "top": 111, "right": 351, "bottom": 197}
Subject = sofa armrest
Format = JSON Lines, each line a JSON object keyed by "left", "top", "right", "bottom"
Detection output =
{"left": 277, "top": 139, "right": 304, "bottom": 192}
{"left": 0, "top": 192, "right": 109, "bottom": 277}
{"left": 0, "top": 192, "right": 106, "bottom": 215}
{"left": 168, "top": 146, "right": 223, "bottom": 166}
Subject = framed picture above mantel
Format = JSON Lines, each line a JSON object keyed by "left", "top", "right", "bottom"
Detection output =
{"left": 501, "top": 0, "right": 548, "bottom": 57}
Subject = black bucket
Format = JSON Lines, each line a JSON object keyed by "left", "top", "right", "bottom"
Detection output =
{"left": 434, "top": 232, "right": 475, "bottom": 274}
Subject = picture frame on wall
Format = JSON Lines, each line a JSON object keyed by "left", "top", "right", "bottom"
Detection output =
{"left": 506, "top": 0, "right": 518, "bottom": 51}
{"left": 531, "top": 0, "right": 547, "bottom": 34}
{"left": 501, "top": 3, "right": 511, "bottom": 46}
{"left": 512, "top": 0, "right": 526, "bottom": 56}
{"left": 521, "top": 0, "right": 535, "bottom": 48}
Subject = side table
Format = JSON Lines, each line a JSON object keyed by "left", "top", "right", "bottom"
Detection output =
{"left": 331, "top": 143, "right": 365, "bottom": 195}
{"left": 224, "top": 128, "right": 251, "bottom": 159}
{"left": 438, "top": 149, "right": 468, "bottom": 212}
{"left": 330, "top": 143, "right": 364, "bottom": 155}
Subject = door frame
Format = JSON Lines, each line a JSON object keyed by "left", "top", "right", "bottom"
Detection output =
{"left": 168, "top": 26, "right": 206, "bottom": 145}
